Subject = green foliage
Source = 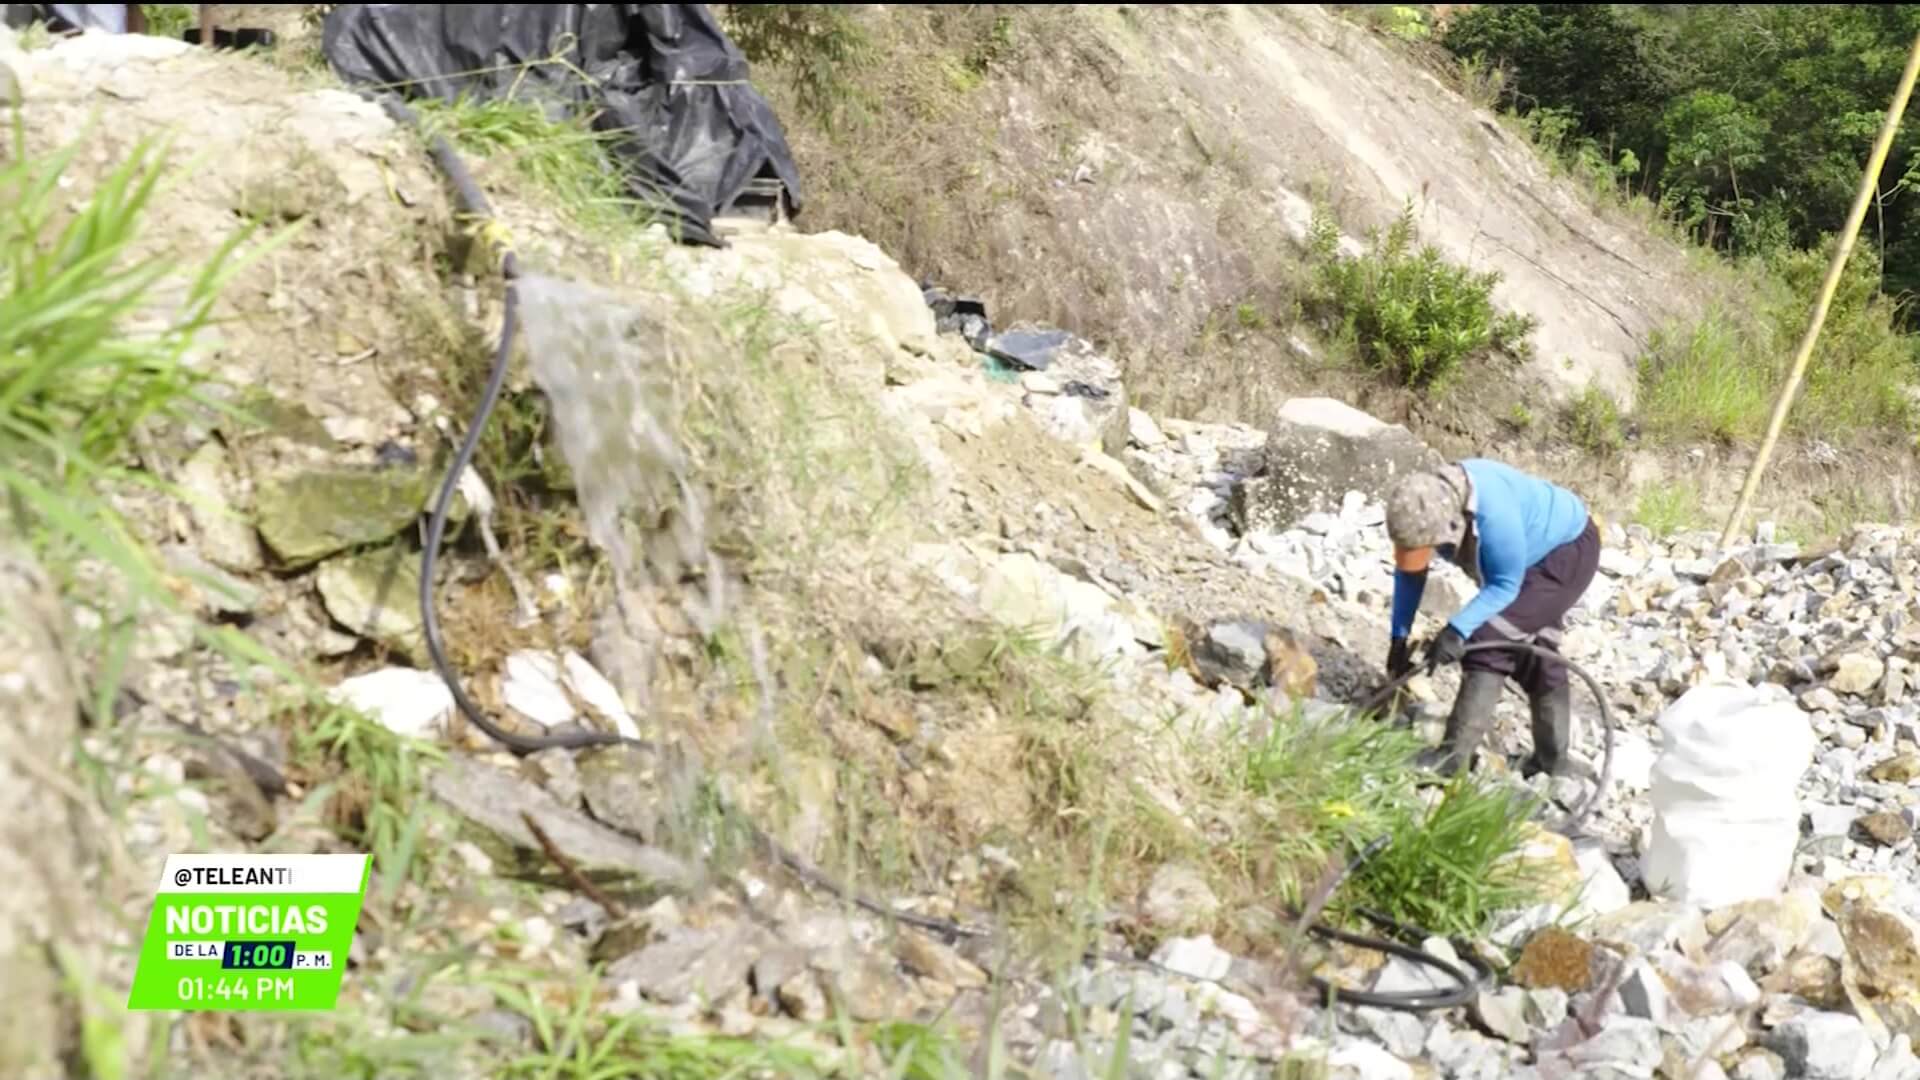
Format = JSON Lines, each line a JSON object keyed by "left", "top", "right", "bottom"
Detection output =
{"left": 1445, "top": 3, "right": 1920, "bottom": 450}
{"left": 723, "top": 3, "right": 874, "bottom": 132}
{"left": 0, "top": 120, "right": 285, "bottom": 661}
{"left": 1305, "top": 203, "right": 1538, "bottom": 390}
{"left": 1442, "top": 4, "right": 1672, "bottom": 151}
{"left": 289, "top": 700, "right": 444, "bottom": 894}
{"left": 477, "top": 973, "right": 827, "bottom": 1079}
{"left": 1443, "top": 4, "right": 1920, "bottom": 282}
{"left": 1565, "top": 386, "right": 1624, "bottom": 454}
{"left": 1634, "top": 478, "right": 1703, "bottom": 537}
{"left": 1238, "top": 703, "right": 1548, "bottom": 938}
{"left": 1351, "top": 774, "right": 1549, "bottom": 937}
{"left": 1637, "top": 247, "right": 1918, "bottom": 445}
{"left": 413, "top": 97, "right": 650, "bottom": 236}
{"left": 871, "top": 1021, "right": 970, "bottom": 1080}
{"left": 138, "top": 5, "right": 195, "bottom": 39}
{"left": 1379, "top": 6, "right": 1431, "bottom": 42}
{"left": 2, "top": 131, "right": 243, "bottom": 485}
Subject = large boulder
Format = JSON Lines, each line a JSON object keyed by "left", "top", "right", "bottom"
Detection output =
{"left": 1233, "top": 398, "right": 1439, "bottom": 535}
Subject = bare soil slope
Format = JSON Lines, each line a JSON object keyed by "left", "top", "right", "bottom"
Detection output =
{"left": 761, "top": 4, "right": 1706, "bottom": 420}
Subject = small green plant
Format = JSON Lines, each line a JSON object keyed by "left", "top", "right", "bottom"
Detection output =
{"left": 1305, "top": 202, "right": 1537, "bottom": 390}
{"left": 871, "top": 1021, "right": 970, "bottom": 1080}
{"left": 1634, "top": 479, "right": 1702, "bottom": 537}
{"left": 1507, "top": 402, "right": 1536, "bottom": 431}
{"left": 289, "top": 700, "right": 444, "bottom": 897}
{"left": 1565, "top": 386, "right": 1624, "bottom": 454}
{"left": 138, "top": 4, "right": 195, "bottom": 39}
{"left": 1383, "top": 5, "right": 1430, "bottom": 41}
{"left": 484, "top": 972, "right": 827, "bottom": 1079}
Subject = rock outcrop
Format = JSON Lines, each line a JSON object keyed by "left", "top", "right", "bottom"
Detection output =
{"left": 1234, "top": 397, "right": 1440, "bottom": 535}
{"left": 0, "top": 542, "right": 126, "bottom": 1079}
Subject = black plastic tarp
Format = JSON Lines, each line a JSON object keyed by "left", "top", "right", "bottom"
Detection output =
{"left": 6, "top": 4, "right": 128, "bottom": 32}
{"left": 320, "top": 4, "right": 803, "bottom": 249}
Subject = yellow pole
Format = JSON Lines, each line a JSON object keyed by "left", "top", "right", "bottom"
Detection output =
{"left": 1719, "top": 30, "right": 1920, "bottom": 549}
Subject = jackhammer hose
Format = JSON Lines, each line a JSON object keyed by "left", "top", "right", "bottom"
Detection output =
{"left": 382, "top": 87, "right": 1608, "bottom": 1015}
{"left": 1352, "top": 640, "right": 1618, "bottom": 839}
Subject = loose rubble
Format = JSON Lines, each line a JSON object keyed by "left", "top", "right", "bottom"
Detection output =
{"left": 1110, "top": 399, "right": 1920, "bottom": 1079}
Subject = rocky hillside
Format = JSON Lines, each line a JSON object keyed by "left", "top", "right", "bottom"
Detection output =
{"left": 750, "top": 4, "right": 1704, "bottom": 411}
{"left": 738, "top": 3, "right": 1920, "bottom": 546}
{"left": 8, "top": 10, "right": 1920, "bottom": 1080}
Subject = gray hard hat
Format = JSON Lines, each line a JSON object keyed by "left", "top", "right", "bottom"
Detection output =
{"left": 1386, "top": 465, "right": 1467, "bottom": 550}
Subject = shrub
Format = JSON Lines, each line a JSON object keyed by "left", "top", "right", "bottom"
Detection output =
{"left": 1306, "top": 202, "right": 1538, "bottom": 390}
{"left": 1565, "top": 385, "right": 1625, "bottom": 454}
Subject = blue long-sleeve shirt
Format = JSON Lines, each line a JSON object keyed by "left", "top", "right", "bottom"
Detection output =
{"left": 1389, "top": 459, "right": 1590, "bottom": 641}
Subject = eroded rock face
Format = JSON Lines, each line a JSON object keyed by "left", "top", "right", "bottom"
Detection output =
{"left": 0, "top": 543, "right": 119, "bottom": 1079}
{"left": 1236, "top": 398, "right": 1440, "bottom": 535}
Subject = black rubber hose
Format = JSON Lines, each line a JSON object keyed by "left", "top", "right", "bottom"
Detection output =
{"left": 378, "top": 91, "right": 631, "bottom": 756}
{"left": 1352, "top": 640, "right": 1617, "bottom": 838}
{"left": 1304, "top": 907, "right": 1491, "bottom": 1011}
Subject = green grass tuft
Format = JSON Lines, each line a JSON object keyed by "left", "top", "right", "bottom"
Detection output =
{"left": 414, "top": 96, "right": 660, "bottom": 238}
{"left": 1637, "top": 249, "right": 1919, "bottom": 448}
{"left": 1349, "top": 773, "right": 1547, "bottom": 936}
{"left": 1237, "top": 702, "right": 1547, "bottom": 937}
{"left": 287, "top": 699, "right": 445, "bottom": 905}
{"left": 1633, "top": 478, "right": 1704, "bottom": 537}
{"left": 1, "top": 125, "right": 259, "bottom": 567}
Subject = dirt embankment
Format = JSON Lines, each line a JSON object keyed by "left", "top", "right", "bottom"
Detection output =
{"left": 757, "top": 4, "right": 1706, "bottom": 424}
{"left": 749, "top": 2, "right": 1909, "bottom": 543}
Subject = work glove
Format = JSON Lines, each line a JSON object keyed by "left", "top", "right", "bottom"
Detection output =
{"left": 1387, "top": 637, "right": 1413, "bottom": 680}
{"left": 1426, "top": 626, "right": 1466, "bottom": 669}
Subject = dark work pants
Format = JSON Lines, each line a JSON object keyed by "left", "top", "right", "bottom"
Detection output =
{"left": 1460, "top": 518, "right": 1600, "bottom": 697}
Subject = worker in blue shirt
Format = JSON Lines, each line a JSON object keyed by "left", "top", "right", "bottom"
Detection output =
{"left": 1384, "top": 459, "right": 1601, "bottom": 778}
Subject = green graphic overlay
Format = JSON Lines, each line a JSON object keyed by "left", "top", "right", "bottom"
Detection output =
{"left": 127, "top": 854, "right": 369, "bottom": 1011}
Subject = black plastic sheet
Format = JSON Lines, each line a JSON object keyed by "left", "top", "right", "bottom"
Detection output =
{"left": 320, "top": 4, "right": 803, "bottom": 249}
{"left": 7, "top": 4, "right": 126, "bottom": 32}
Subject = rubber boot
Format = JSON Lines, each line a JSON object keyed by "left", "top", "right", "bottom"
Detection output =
{"left": 1521, "top": 683, "right": 1572, "bottom": 779}
{"left": 1416, "top": 668, "right": 1505, "bottom": 777}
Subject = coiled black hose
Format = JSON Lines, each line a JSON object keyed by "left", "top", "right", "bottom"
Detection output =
{"left": 380, "top": 88, "right": 1612, "bottom": 1014}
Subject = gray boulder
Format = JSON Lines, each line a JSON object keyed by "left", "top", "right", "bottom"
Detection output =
{"left": 1235, "top": 398, "right": 1439, "bottom": 534}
